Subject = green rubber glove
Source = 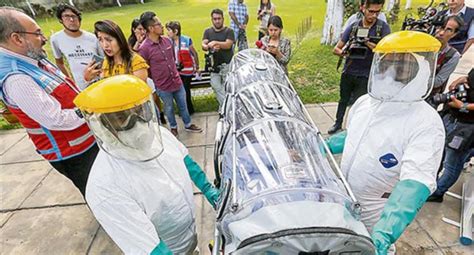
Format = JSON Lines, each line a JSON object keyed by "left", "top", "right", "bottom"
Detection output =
{"left": 184, "top": 155, "right": 220, "bottom": 208}
{"left": 325, "top": 130, "right": 347, "bottom": 154}
{"left": 150, "top": 240, "right": 172, "bottom": 255}
{"left": 371, "top": 179, "right": 431, "bottom": 255}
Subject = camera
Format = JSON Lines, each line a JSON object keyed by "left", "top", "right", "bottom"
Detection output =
{"left": 432, "top": 84, "right": 468, "bottom": 105}
{"left": 344, "top": 27, "right": 381, "bottom": 60}
{"left": 204, "top": 49, "right": 216, "bottom": 73}
{"left": 402, "top": 2, "right": 447, "bottom": 35}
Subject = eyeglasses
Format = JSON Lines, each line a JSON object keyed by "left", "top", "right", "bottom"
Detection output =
{"left": 14, "top": 31, "right": 46, "bottom": 38}
{"left": 62, "top": 14, "right": 80, "bottom": 20}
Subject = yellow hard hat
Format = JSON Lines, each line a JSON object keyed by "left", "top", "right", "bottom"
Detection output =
{"left": 374, "top": 31, "right": 441, "bottom": 53}
{"left": 74, "top": 75, "right": 152, "bottom": 113}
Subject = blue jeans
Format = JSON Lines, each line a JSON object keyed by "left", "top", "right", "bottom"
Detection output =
{"left": 433, "top": 115, "right": 474, "bottom": 196}
{"left": 157, "top": 85, "right": 191, "bottom": 129}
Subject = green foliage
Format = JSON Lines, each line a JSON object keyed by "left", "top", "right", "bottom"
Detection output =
{"left": 344, "top": 0, "right": 361, "bottom": 19}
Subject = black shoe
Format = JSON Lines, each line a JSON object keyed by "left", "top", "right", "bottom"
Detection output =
{"left": 328, "top": 123, "right": 342, "bottom": 135}
{"left": 159, "top": 112, "right": 167, "bottom": 124}
{"left": 426, "top": 194, "right": 444, "bottom": 203}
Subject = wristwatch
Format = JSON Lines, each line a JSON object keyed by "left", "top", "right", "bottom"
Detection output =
{"left": 459, "top": 102, "right": 469, "bottom": 113}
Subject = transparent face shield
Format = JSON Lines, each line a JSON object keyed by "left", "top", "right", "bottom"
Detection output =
{"left": 368, "top": 52, "right": 437, "bottom": 102}
{"left": 84, "top": 97, "right": 164, "bottom": 161}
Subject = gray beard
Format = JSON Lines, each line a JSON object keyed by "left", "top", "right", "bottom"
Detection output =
{"left": 26, "top": 44, "right": 47, "bottom": 61}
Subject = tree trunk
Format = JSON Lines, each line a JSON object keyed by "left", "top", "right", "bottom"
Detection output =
{"left": 405, "top": 0, "right": 412, "bottom": 9}
{"left": 386, "top": 0, "right": 396, "bottom": 11}
{"left": 321, "top": 0, "right": 344, "bottom": 45}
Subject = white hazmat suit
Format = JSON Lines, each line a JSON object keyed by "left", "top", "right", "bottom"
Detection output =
{"left": 86, "top": 126, "right": 197, "bottom": 254}
{"left": 326, "top": 31, "right": 447, "bottom": 254}
{"left": 340, "top": 52, "right": 446, "bottom": 232}
{"left": 341, "top": 95, "right": 445, "bottom": 232}
{"left": 73, "top": 75, "right": 219, "bottom": 255}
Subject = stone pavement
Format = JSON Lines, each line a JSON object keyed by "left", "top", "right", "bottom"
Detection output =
{"left": 0, "top": 103, "right": 472, "bottom": 255}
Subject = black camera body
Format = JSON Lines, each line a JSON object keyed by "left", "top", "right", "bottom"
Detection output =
{"left": 344, "top": 27, "right": 381, "bottom": 60}
{"left": 402, "top": 3, "right": 447, "bottom": 35}
{"left": 432, "top": 84, "right": 468, "bottom": 105}
{"left": 204, "top": 49, "right": 217, "bottom": 73}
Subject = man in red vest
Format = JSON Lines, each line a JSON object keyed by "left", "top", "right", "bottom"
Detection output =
{"left": 0, "top": 7, "right": 98, "bottom": 196}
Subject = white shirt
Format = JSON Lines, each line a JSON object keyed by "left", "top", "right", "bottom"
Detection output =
{"left": 1, "top": 47, "right": 84, "bottom": 130}
{"left": 50, "top": 30, "right": 102, "bottom": 90}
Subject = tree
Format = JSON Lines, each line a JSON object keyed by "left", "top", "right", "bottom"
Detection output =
{"left": 386, "top": 0, "right": 396, "bottom": 11}
{"left": 321, "top": 0, "right": 345, "bottom": 45}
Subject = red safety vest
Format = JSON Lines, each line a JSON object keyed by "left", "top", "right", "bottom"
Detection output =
{"left": 3, "top": 64, "right": 95, "bottom": 162}
{"left": 177, "top": 36, "right": 195, "bottom": 76}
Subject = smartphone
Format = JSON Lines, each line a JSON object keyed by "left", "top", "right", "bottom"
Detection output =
{"left": 92, "top": 54, "right": 104, "bottom": 69}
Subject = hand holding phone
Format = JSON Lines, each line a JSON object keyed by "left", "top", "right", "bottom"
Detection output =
{"left": 92, "top": 55, "right": 104, "bottom": 70}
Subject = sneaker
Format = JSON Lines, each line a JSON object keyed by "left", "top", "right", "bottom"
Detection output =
{"left": 426, "top": 194, "right": 443, "bottom": 203}
{"left": 170, "top": 128, "right": 178, "bottom": 137}
{"left": 185, "top": 124, "right": 202, "bottom": 133}
{"left": 160, "top": 112, "right": 167, "bottom": 125}
{"left": 328, "top": 123, "right": 342, "bottom": 135}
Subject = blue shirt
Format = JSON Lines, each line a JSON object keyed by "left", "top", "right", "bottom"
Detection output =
{"left": 341, "top": 19, "right": 391, "bottom": 77}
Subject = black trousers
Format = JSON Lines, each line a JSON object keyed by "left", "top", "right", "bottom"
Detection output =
{"left": 180, "top": 75, "right": 195, "bottom": 115}
{"left": 334, "top": 73, "right": 369, "bottom": 125}
{"left": 50, "top": 144, "right": 99, "bottom": 196}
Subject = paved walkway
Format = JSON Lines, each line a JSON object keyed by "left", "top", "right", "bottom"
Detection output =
{"left": 0, "top": 103, "right": 472, "bottom": 254}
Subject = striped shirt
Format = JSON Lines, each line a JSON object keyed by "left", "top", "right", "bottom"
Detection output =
{"left": 1, "top": 47, "right": 84, "bottom": 130}
{"left": 228, "top": 1, "right": 248, "bottom": 32}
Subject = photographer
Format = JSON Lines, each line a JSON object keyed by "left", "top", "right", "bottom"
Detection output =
{"left": 328, "top": 0, "right": 390, "bottom": 134}
{"left": 427, "top": 15, "right": 463, "bottom": 107}
{"left": 428, "top": 68, "right": 474, "bottom": 202}
{"left": 202, "top": 8, "right": 235, "bottom": 108}
{"left": 342, "top": 0, "right": 387, "bottom": 32}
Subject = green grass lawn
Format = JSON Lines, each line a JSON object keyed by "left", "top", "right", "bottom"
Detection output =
{"left": 37, "top": 0, "right": 322, "bottom": 67}
{"left": 0, "top": 0, "right": 439, "bottom": 128}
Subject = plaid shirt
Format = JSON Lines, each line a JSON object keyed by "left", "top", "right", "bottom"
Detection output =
{"left": 228, "top": 1, "right": 248, "bottom": 32}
